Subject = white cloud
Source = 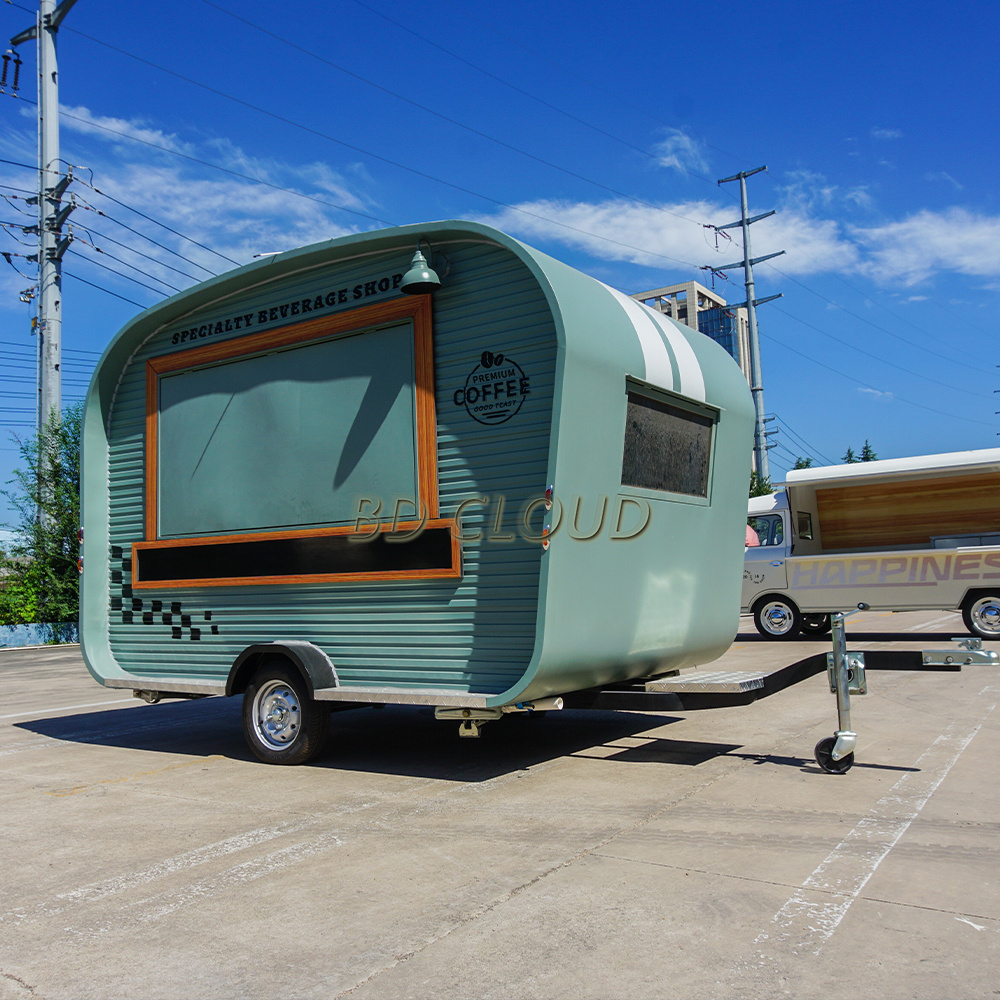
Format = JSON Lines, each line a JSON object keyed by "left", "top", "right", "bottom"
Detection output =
{"left": 1, "top": 103, "right": 381, "bottom": 310}
{"left": 478, "top": 193, "right": 1000, "bottom": 290}
{"left": 473, "top": 196, "right": 861, "bottom": 281}
{"left": 653, "top": 129, "right": 708, "bottom": 174}
{"left": 852, "top": 208, "right": 1000, "bottom": 285}
{"left": 857, "top": 387, "right": 894, "bottom": 399}
{"left": 59, "top": 104, "right": 189, "bottom": 154}
{"left": 871, "top": 127, "right": 903, "bottom": 140}
{"left": 844, "top": 186, "right": 874, "bottom": 210}
{"left": 779, "top": 170, "right": 838, "bottom": 211}
{"left": 924, "top": 171, "right": 963, "bottom": 191}
{"left": 86, "top": 163, "right": 365, "bottom": 277}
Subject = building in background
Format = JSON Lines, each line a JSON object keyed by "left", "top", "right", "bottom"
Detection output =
{"left": 631, "top": 281, "right": 750, "bottom": 384}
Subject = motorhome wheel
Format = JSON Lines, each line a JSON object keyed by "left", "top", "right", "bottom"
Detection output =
{"left": 800, "top": 613, "right": 832, "bottom": 635}
{"left": 752, "top": 596, "right": 802, "bottom": 639}
{"left": 962, "top": 593, "right": 1000, "bottom": 640}
{"left": 242, "top": 663, "right": 330, "bottom": 765}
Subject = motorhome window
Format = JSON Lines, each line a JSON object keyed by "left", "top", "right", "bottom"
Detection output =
{"left": 748, "top": 514, "right": 783, "bottom": 547}
{"left": 797, "top": 511, "right": 814, "bottom": 540}
{"left": 621, "top": 391, "right": 713, "bottom": 497}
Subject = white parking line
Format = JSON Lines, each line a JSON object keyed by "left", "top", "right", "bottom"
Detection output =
{"left": 0, "top": 698, "right": 136, "bottom": 721}
{"left": 750, "top": 704, "right": 995, "bottom": 963}
{"left": 902, "top": 613, "right": 957, "bottom": 632}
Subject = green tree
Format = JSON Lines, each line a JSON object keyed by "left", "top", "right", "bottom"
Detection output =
{"left": 0, "top": 404, "right": 82, "bottom": 639}
{"left": 749, "top": 470, "right": 772, "bottom": 497}
{"left": 842, "top": 446, "right": 859, "bottom": 463}
{"left": 793, "top": 456, "right": 814, "bottom": 469}
{"left": 860, "top": 439, "right": 878, "bottom": 462}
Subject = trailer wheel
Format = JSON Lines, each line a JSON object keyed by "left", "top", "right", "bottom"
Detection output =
{"left": 752, "top": 596, "right": 802, "bottom": 639}
{"left": 800, "top": 613, "right": 832, "bottom": 635}
{"left": 814, "top": 736, "right": 853, "bottom": 774}
{"left": 962, "top": 593, "right": 1000, "bottom": 640}
{"left": 242, "top": 662, "right": 329, "bottom": 765}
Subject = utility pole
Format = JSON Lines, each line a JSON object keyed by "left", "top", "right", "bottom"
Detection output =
{"left": 714, "top": 166, "right": 783, "bottom": 482}
{"left": 11, "top": 0, "right": 78, "bottom": 434}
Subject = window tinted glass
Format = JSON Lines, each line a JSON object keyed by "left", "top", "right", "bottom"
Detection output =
{"left": 621, "top": 392, "right": 713, "bottom": 497}
{"left": 747, "top": 514, "right": 783, "bottom": 546}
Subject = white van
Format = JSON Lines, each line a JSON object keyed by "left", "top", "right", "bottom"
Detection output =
{"left": 742, "top": 449, "right": 1000, "bottom": 639}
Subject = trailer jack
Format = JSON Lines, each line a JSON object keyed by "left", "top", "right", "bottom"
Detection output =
{"left": 814, "top": 606, "right": 868, "bottom": 774}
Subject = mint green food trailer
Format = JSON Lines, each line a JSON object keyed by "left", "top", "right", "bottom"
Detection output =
{"left": 80, "top": 221, "right": 754, "bottom": 763}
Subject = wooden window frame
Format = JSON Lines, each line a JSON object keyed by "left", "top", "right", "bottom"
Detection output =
{"left": 138, "top": 295, "right": 459, "bottom": 589}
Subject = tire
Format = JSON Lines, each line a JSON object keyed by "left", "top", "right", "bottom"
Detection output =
{"left": 752, "top": 596, "right": 802, "bottom": 639}
{"left": 800, "top": 613, "right": 833, "bottom": 635}
{"left": 815, "top": 736, "right": 854, "bottom": 774}
{"left": 242, "top": 662, "right": 329, "bottom": 765}
{"left": 962, "top": 592, "right": 1000, "bottom": 640}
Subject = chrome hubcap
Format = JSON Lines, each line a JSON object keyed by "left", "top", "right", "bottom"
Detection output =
{"left": 971, "top": 598, "right": 1000, "bottom": 635}
{"left": 253, "top": 681, "right": 301, "bottom": 749}
{"left": 762, "top": 602, "right": 795, "bottom": 635}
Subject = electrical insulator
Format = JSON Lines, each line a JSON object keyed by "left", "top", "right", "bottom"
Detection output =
{"left": 1, "top": 52, "right": 10, "bottom": 89}
{"left": 12, "top": 51, "right": 21, "bottom": 92}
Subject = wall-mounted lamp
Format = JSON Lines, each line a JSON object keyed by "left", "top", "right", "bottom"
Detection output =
{"left": 400, "top": 239, "right": 449, "bottom": 295}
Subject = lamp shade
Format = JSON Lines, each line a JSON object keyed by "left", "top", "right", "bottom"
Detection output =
{"left": 399, "top": 248, "right": 441, "bottom": 294}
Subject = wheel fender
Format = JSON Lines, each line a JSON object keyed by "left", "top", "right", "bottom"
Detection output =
{"left": 961, "top": 587, "right": 999, "bottom": 611}
{"left": 227, "top": 641, "right": 339, "bottom": 698}
{"left": 752, "top": 593, "right": 800, "bottom": 615}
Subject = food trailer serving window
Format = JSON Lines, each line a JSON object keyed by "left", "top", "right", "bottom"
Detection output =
{"left": 621, "top": 386, "right": 716, "bottom": 499}
{"left": 134, "top": 296, "right": 460, "bottom": 588}
{"left": 156, "top": 323, "right": 417, "bottom": 538}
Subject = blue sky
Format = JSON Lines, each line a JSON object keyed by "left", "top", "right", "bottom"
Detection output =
{"left": 2, "top": 0, "right": 999, "bottom": 524}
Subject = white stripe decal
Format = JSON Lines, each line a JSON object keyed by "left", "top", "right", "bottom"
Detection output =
{"left": 647, "top": 310, "right": 706, "bottom": 401}
{"left": 603, "top": 285, "right": 675, "bottom": 391}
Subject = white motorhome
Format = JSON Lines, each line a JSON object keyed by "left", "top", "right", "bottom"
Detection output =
{"left": 743, "top": 449, "right": 1000, "bottom": 639}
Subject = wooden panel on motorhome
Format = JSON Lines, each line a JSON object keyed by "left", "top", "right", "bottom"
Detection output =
{"left": 816, "top": 471, "right": 1000, "bottom": 551}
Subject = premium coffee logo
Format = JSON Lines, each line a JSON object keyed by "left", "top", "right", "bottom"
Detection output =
{"left": 453, "top": 350, "right": 530, "bottom": 425}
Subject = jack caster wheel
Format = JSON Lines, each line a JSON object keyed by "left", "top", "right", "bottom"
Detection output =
{"left": 814, "top": 736, "right": 854, "bottom": 774}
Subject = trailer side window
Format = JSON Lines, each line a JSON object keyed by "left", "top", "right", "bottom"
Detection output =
{"left": 621, "top": 390, "right": 714, "bottom": 498}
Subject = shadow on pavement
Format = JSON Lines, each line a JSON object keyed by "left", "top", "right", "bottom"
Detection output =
{"left": 17, "top": 699, "right": 743, "bottom": 782}
{"left": 736, "top": 629, "right": 975, "bottom": 645}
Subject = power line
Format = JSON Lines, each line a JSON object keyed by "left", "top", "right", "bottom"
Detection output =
{"left": 71, "top": 220, "right": 205, "bottom": 282}
{"left": 0, "top": 339, "right": 101, "bottom": 355}
{"left": 771, "top": 304, "right": 989, "bottom": 399}
{"left": 63, "top": 270, "right": 146, "bottom": 308}
{"left": 57, "top": 26, "right": 708, "bottom": 270}
{"left": 137, "top": 4, "right": 712, "bottom": 234}
{"left": 62, "top": 114, "right": 397, "bottom": 235}
{"left": 766, "top": 264, "right": 987, "bottom": 377}
{"left": 770, "top": 413, "right": 836, "bottom": 466}
{"left": 759, "top": 329, "right": 993, "bottom": 428}
{"left": 66, "top": 249, "right": 175, "bottom": 297}
{"left": 70, "top": 175, "right": 240, "bottom": 268}
{"left": 71, "top": 238, "right": 182, "bottom": 292}
{"left": 72, "top": 198, "right": 219, "bottom": 277}
{"left": 434, "top": 0, "right": 746, "bottom": 174}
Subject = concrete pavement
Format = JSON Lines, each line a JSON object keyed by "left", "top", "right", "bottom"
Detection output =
{"left": 0, "top": 610, "right": 997, "bottom": 999}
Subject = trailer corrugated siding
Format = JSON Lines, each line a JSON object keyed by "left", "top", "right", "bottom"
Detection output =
{"left": 105, "top": 240, "right": 554, "bottom": 694}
